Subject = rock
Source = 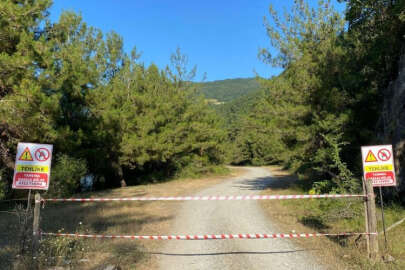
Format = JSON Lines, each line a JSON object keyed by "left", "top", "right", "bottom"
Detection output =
{"left": 383, "top": 254, "right": 395, "bottom": 263}
{"left": 100, "top": 265, "right": 121, "bottom": 270}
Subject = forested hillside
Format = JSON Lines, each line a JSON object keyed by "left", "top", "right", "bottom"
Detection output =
{"left": 198, "top": 77, "right": 260, "bottom": 102}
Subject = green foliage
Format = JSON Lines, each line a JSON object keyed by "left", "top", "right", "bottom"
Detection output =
{"left": 89, "top": 58, "right": 227, "bottom": 183}
{"left": 50, "top": 155, "right": 88, "bottom": 196}
{"left": 0, "top": 0, "right": 227, "bottom": 196}
{"left": 0, "top": 169, "right": 6, "bottom": 200}
{"left": 197, "top": 78, "right": 261, "bottom": 102}
{"left": 232, "top": 0, "right": 405, "bottom": 196}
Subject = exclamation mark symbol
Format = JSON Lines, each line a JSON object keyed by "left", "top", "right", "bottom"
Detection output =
{"left": 18, "top": 147, "right": 33, "bottom": 161}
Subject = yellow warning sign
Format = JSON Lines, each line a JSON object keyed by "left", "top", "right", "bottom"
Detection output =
{"left": 18, "top": 147, "right": 33, "bottom": 161}
{"left": 364, "top": 164, "right": 393, "bottom": 172}
{"left": 365, "top": 150, "right": 377, "bottom": 162}
{"left": 16, "top": 165, "right": 49, "bottom": 173}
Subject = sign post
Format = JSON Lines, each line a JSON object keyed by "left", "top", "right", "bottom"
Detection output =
{"left": 12, "top": 142, "right": 53, "bottom": 261}
{"left": 378, "top": 186, "right": 387, "bottom": 247}
{"left": 361, "top": 145, "right": 396, "bottom": 249}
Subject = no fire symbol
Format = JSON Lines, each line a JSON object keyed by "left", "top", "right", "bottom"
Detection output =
{"left": 377, "top": 148, "right": 391, "bottom": 161}
{"left": 35, "top": 148, "right": 51, "bottom": 162}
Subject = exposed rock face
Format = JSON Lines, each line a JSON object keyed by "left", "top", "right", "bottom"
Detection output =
{"left": 380, "top": 48, "right": 405, "bottom": 200}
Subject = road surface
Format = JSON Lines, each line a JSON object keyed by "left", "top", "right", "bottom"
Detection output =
{"left": 155, "top": 167, "right": 325, "bottom": 270}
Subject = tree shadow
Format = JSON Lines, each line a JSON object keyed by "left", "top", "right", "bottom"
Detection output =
{"left": 233, "top": 174, "right": 298, "bottom": 191}
{"left": 149, "top": 249, "right": 310, "bottom": 256}
{"left": 299, "top": 216, "right": 330, "bottom": 230}
{"left": 40, "top": 201, "right": 174, "bottom": 234}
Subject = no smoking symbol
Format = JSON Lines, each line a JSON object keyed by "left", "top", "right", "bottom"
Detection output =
{"left": 377, "top": 149, "right": 391, "bottom": 161}
{"left": 35, "top": 148, "right": 50, "bottom": 162}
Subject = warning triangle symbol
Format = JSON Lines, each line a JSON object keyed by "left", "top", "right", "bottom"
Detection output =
{"left": 18, "top": 147, "right": 34, "bottom": 161}
{"left": 365, "top": 150, "right": 377, "bottom": 162}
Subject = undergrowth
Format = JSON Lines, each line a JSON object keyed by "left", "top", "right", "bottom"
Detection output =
{"left": 262, "top": 166, "right": 405, "bottom": 270}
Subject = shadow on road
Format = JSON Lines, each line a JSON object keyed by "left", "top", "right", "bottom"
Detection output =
{"left": 233, "top": 174, "right": 297, "bottom": 191}
{"left": 149, "top": 249, "right": 311, "bottom": 256}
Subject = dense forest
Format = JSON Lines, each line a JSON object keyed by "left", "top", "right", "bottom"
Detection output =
{"left": 1, "top": 0, "right": 404, "bottom": 203}
{"left": 0, "top": 0, "right": 227, "bottom": 197}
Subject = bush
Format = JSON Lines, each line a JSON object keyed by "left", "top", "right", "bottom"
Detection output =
{"left": 0, "top": 168, "right": 6, "bottom": 200}
{"left": 49, "top": 155, "right": 88, "bottom": 196}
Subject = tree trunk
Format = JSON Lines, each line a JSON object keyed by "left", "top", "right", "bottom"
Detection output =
{"left": 118, "top": 165, "right": 127, "bottom": 187}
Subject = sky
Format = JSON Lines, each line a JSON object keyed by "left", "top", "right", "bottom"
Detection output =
{"left": 49, "top": 0, "right": 346, "bottom": 82}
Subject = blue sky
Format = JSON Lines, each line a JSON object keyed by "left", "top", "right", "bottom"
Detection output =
{"left": 49, "top": 0, "right": 346, "bottom": 82}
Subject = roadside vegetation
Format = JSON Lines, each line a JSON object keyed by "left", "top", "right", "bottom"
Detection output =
{"left": 260, "top": 166, "right": 405, "bottom": 269}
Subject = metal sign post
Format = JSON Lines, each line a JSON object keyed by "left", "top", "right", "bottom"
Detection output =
{"left": 361, "top": 144, "right": 396, "bottom": 251}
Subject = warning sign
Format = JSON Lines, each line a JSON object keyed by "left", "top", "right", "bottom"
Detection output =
{"left": 35, "top": 148, "right": 50, "bottom": 161}
{"left": 19, "top": 147, "right": 34, "bottom": 161}
{"left": 377, "top": 149, "right": 391, "bottom": 161}
{"left": 365, "top": 150, "right": 378, "bottom": 162}
{"left": 12, "top": 142, "right": 53, "bottom": 190}
{"left": 361, "top": 145, "right": 396, "bottom": 187}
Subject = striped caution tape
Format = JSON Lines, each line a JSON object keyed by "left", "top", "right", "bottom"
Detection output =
{"left": 40, "top": 232, "right": 376, "bottom": 240}
{"left": 38, "top": 194, "right": 366, "bottom": 203}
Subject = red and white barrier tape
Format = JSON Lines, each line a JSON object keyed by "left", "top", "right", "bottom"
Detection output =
{"left": 41, "top": 232, "right": 376, "bottom": 240}
{"left": 39, "top": 194, "right": 365, "bottom": 203}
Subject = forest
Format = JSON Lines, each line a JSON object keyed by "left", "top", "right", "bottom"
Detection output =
{"left": 1, "top": 0, "right": 404, "bottom": 204}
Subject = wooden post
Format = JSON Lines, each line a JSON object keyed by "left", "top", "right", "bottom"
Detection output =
{"left": 362, "top": 178, "right": 370, "bottom": 256}
{"left": 32, "top": 193, "right": 41, "bottom": 259}
{"left": 364, "top": 179, "right": 379, "bottom": 259}
{"left": 26, "top": 189, "right": 32, "bottom": 213}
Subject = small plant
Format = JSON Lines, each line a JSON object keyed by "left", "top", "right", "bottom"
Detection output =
{"left": 37, "top": 222, "right": 90, "bottom": 268}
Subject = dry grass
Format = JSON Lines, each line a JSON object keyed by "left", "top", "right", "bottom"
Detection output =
{"left": 259, "top": 166, "right": 405, "bottom": 270}
{"left": 0, "top": 167, "right": 247, "bottom": 270}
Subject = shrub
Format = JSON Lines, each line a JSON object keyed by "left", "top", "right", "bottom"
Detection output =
{"left": 49, "top": 155, "right": 88, "bottom": 196}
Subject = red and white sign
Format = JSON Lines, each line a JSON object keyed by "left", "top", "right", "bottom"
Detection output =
{"left": 12, "top": 142, "right": 53, "bottom": 190}
{"left": 361, "top": 145, "right": 396, "bottom": 187}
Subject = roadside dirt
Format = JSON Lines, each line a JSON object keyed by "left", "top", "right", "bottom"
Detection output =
{"left": 151, "top": 167, "right": 325, "bottom": 270}
{"left": 0, "top": 167, "right": 245, "bottom": 270}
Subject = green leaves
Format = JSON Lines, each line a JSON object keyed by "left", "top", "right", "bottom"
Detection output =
{"left": 0, "top": 0, "right": 227, "bottom": 196}
{"left": 90, "top": 62, "right": 226, "bottom": 182}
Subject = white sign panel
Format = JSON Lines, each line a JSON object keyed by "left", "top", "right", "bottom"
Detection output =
{"left": 12, "top": 142, "right": 53, "bottom": 190}
{"left": 361, "top": 145, "right": 396, "bottom": 187}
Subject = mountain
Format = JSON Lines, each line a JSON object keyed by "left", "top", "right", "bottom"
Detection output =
{"left": 197, "top": 77, "right": 261, "bottom": 103}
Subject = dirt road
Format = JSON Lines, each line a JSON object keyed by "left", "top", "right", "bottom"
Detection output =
{"left": 154, "top": 167, "right": 324, "bottom": 270}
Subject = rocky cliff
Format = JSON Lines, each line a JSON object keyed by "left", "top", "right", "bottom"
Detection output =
{"left": 380, "top": 48, "right": 405, "bottom": 200}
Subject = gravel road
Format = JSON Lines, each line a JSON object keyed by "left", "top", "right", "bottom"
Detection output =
{"left": 155, "top": 167, "right": 325, "bottom": 270}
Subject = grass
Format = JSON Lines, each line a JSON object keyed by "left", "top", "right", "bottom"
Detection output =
{"left": 259, "top": 166, "right": 405, "bottom": 270}
{"left": 0, "top": 167, "right": 246, "bottom": 270}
